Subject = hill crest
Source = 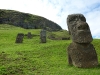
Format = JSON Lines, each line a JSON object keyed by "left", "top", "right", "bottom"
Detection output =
{"left": 0, "top": 9, "right": 62, "bottom": 31}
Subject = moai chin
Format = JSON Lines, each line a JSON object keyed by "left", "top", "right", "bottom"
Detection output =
{"left": 40, "top": 29, "right": 46, "bottom": 43}
{"left": 15, "top": 33, "right": 24, "bottom": 43}
{"left": 67, "top": 14, "right": 98, "bottom": 68}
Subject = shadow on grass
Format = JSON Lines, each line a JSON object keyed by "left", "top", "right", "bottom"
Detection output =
{"left": 96, "top": 64, "right": 100, "bottom": 69}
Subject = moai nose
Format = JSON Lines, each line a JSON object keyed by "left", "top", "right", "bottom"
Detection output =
{"left": 77, "top": 22, "right": 89, "bottom": 30}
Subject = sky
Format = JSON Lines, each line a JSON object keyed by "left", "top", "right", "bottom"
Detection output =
{"left": 0, "top": 0, "right": 100, "bottom": 38}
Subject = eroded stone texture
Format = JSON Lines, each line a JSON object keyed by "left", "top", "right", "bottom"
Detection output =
{"left": 68, "top": 42, "right": 98, "bottom": 68}
{"left": 67, "top": 14, "right": 98, "bottom": 68}
{"left": 15, "top": 33, "right": 24, "bottom": 43}
{"left": 27, "top": 32, "right": 32, "bottom": 39}
{"left": 67, "top": 14, "right": 93, "bottom": 43}
{"left": 40, "top": 29, "right": 46, "bottom": 43}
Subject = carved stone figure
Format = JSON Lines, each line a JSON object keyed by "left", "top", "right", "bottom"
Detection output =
{"left": 27, "top": 32, "right": 32, "bottom": 39}
{"left": 15, "top": 33, "right": 24, "bottom": 43}
{"left": 40, "top": 29, "right": 46, "bottom": 43}
{"left": 67, "top": 14, "right": 98, "bottom": 68}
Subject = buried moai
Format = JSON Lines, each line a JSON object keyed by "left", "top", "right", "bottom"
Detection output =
{"left": 27, "top": 32, "right": 32, "bottom": 39}
{"left": 15, "top": 33, "right": 24, "bottom": 43}
{"left": 67, "top": 14, "right": 98, "bottom": 68}
{"left": 40, "top": 29, "right": 46, "bottom": 43}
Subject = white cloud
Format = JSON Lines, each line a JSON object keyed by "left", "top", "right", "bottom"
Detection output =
{"left": 0, "top": 0, "right": 100, "bottom": 38}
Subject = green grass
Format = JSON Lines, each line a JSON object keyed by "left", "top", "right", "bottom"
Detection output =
{"left": 47, "top": 30, "right": 70, "bottom": 40}
{"left": 0, "top": 24, "right": 100, "bottom": 75}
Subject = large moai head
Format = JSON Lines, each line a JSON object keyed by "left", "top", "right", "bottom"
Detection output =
{"left": 67, "top": 14, "right": 93, "bottom": 43}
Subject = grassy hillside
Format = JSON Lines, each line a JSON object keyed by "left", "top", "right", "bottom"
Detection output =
{"left": 0, "top": 9, "right": 62, "bottom": 31}
{"left": 0, "top": 24, "right": 100, "bottom": 75}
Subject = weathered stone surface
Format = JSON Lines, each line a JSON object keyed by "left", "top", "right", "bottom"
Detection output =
{"left": 27, "top": 32, "right": 32, "bottom": 39}
{"left": 40, "top": 29, "right": 46, "bottom": 43}
{"left": 15, "top": 33, "right": 24, "bottom": 43}
{"left": 68, "top": 42, "right": 98, "bottom": 68}
{"left": 67, "top": 14, "right": 98, "bottom": 68}
{"left": 67, "top": 14, "right": 93, "bottom": 43}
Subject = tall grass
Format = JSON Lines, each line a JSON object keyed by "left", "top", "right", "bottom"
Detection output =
{"left": 0, "top": 24, "right": 100, "bottom": 75}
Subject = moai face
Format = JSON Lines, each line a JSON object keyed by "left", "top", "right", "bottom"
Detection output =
{"left": 67, "top": 14, "right": 93, "bottom": 43}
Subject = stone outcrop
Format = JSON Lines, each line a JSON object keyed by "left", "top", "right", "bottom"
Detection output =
{"left": 0, "top": 9, "right": 62, "bottom": 31}
{"left": 67, "top": 14, "right": 98, "bottom": 68}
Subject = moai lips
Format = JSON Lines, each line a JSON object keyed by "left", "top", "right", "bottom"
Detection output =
{"left": 67, "top": 14, "right": 98, "bottom": 68}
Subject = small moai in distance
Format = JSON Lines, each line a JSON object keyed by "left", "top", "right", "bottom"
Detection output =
{"left": 67, "top": 14, "right": 98, "bottom": 68}
{"left": 15, "top": 33, "right": 24, "bottom": 43}
{"left": 27, "top": 32, "right": 32, "bottom": 39}
{"left": 40, "top": 29, "right": 46, "bottom": 43}
{"left": 62, "top": 37, "right": 70, "bottom": 40}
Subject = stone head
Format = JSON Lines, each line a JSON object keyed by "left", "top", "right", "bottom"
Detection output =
{"left": 67, "top": 14, "right": 93, "bottom": 43}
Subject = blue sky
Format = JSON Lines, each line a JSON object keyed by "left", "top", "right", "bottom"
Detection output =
{"left": 0, "top": 0, "right": 100, "bottom": 38}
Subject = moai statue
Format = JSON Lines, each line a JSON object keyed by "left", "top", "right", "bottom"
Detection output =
{"left": 27, "top": 32, "right": 32, "bottom": 39}
{"left": 15, "top": 33, "right": 24, "bottom": 43}
{"left": 40, "top": 29, "right": 46, "bottom": 43}
{"left": 67, "top": 14, "right": 98, "bottom": 68}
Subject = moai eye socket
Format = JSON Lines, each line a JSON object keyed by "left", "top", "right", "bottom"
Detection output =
{"left": 69, "top": 17, "right": 78, "bottom": 23}
{"left": 79, "top": 16, "right": 86, "bottom": 22}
